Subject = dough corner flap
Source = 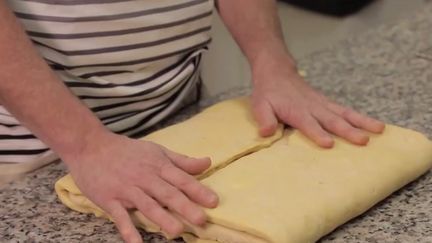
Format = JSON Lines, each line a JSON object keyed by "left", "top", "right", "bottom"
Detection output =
{"left": 55, "top": 98, "right": 432, "bottom": 243}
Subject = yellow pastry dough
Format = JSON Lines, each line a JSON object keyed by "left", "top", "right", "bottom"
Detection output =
{"left": 142, "top": 97, "right": 283, "bottom": 178}
{"left": 55, "top": 98, "right": 432, "bottom": 243}
{"left": 192, "top": 127, "right": 432, "bottom": 242}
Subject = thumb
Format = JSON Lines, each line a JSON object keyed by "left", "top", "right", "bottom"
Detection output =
{"left": 252, "top": 98, "right": 279, "bottom": 137}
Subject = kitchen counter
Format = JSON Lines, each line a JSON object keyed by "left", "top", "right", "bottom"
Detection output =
{"left": 2, "top": 4, "right": 432, "bottom": 243}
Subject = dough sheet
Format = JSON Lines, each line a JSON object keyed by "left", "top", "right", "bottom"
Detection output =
{"left": 55, "top": 98, "right": 432, "bottom": 243}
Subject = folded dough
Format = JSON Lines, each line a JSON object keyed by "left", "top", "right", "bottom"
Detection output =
{"left": 141, "top": 97, "right": 283, "bottom": 178}
{"left": 55, "top": 98, "right": 432, "bottom": 243}
{"left": 191, "top": 126, "right": 432, "bottom": 242}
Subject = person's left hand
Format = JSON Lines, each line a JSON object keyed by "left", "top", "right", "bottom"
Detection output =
{"left": 250, "top": 55, "right": 385, "bottom": 148}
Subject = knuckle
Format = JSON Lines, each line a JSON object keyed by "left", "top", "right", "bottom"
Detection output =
{"left": 324, "top": 116, "right": 346, "bottom": 131}
{"left": 342, "top": 108, "right": 356, "bottom": 119}
{"left": 124, "top": 187, "right": 139, "bottom": 199}
{"left": 177, "top": 199, "right": 194, "bottom": 214}
{"left": 281, "top": 108, "right": 295, "bottom": 121}
{"left": 332, "top": 119, "right": 349, "bottom": 131}
{"left": 140, "top": 200, "right": 159, "bottom": 213}
{"left": 110, "top": 207, "right": 122, "bottom": 217}
{"left": 177, "top": 177, "right": 195, "bottom": 190}
{"left": 186, "top": 182, "right": 212, "bottom": 202}
{"left": 324, "top": 115, "right": 340, "bottom": 126}
{"left": 162, "top": 192, "right": 190, "bottom": 214}
{"left": 159, "top": 189, "right": 179, "bottom": 203}
{"left": 191, "top": 183, "right": 209, "bottom": 198}
{"left": 282, "top": 109, "right": 304, "bottom": 127}
{"left": 107, "top": 205, "right": 124, "bottom": 219}
{"left": 159, "top": 163, "right": 175, "bottom": 176}
{"left": 340, "top": 107, "right": 352, "bottom": 116}
{"left": 141, "top": 176, "right": 160, "bottom": 191}
{"left": 338, "top": 124, "right": 354, "bottom": 135}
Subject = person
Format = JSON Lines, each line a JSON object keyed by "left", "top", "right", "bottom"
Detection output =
{"left": 0, "top": 0, "right": 384, "bottom": 242}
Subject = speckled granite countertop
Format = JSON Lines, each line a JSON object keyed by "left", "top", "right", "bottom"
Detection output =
{"left": 2, "top": 4, "right": 432, "bottom": 243}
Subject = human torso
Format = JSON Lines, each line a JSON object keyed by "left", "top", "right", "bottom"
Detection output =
{"left": 6, "top": 0, "right": 214, "bottom": 136}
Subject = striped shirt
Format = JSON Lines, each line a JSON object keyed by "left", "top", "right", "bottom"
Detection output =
{"left": 1, "top": 0, "right": 214, "bottom": 163}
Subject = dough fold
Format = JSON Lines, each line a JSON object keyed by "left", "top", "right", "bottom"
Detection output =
{"left": 55, "top": 98, "right": 432, "bottom": 243}
{"left": 141, "top": 97, "right": 284, "bottom": 178}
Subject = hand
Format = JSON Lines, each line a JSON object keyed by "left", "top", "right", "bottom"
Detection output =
{"left": 64, "top": 131, "right": 218, "bottom": 243}
{"left": 251, "top": 55, "right": 385, "bottom": 148}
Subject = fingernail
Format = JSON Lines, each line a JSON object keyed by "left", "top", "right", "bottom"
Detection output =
{"left": 192, "top": 211, "right": 206, "bottom": 225}
{"left": 208, "top": 194, "right": 219, "bottom": 206}
{"left": 359, "top": 135, "right": 370, "bottom": 145}
{"left": 260, "top": 127, "right": 275, "bottom": 137}
{"left": 377, "top": 122, "right": 386, "bottom": 133}
{"left": 321, "top": 137, "right": 334, "bottom": 148}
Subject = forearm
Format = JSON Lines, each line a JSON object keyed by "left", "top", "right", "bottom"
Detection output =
{"left": 217, "top": 0, "right": 297, "bottom": 73}
{"left": 0, "top": 2, "right": 107, "bottom": 162}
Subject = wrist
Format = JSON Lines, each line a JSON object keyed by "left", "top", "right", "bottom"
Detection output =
{"left": 251, "top": 49, "right": 298, "bottom": 85}
{"left": 56, "top": 122, "right": 111, "bottom": 165}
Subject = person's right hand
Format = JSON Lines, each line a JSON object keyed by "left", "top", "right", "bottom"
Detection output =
{"left": 63, "top": 130, "right": 219, "bottom": 243}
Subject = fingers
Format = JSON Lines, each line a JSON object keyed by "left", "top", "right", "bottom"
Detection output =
{"left": 142, "top": 174, "right": 208, "bottom": 226}
{"left": 328, "top": 103, "right": 385, "bottom": 134}
{"left": 252, "top": 98, "right": 279, "bottom": 137}
{"left": 314, "top": 109, "right": 369, "bottom": 145}
{"left": 163, "top": 149, "right": 211, "bottom": 175}
{"left": 160, "top": 163, "right": 218, "bottom": 208}
{"left": 285, "top": 111, "right": 334, "bottom": 148}
{"left": 328, "top": 103, "right": 385, "bottom": 132}
{"left": 105, "top": 201, "right": 142, "bottom": 243}
{"left": 123, "top": 187, "right": 184, "bottom": 237}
